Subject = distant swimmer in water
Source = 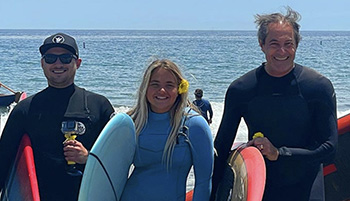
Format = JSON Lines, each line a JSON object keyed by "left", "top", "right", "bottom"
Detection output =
{"left": 211, "top": 7, "right": 337, "bottom": 201}
{"left": 193, "top": 88, "right": 213, "bottom": 125}
{"left": 121, "top": 59, "right": 214, "bottom": 201}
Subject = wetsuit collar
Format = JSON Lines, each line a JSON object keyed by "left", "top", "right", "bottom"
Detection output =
{"left": 64, "top": 84, "right": 91, "bottom": 119}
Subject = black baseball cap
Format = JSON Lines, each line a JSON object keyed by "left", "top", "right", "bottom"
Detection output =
{"left": 39, "top": 33, "right": 79, "bottom": 57}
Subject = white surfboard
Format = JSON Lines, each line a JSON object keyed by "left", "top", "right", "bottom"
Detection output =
{"left": 78, "top": 113, "right": 136, "bottom": 201}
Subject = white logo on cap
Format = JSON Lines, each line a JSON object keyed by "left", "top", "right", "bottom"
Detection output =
{"left": 52, "top": 35, "right": 65, "bottom": 44}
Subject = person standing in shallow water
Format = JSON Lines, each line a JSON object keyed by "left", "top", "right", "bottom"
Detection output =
{"left": 193, "top": 89, "right": 213, "bottom": 125}
{"left": 0, "top": 33, "right": 114, "bottom": 201}
{"left": 121, "top": 59, "right": 214, "bottom": 201}
{"left": 210, "top": 7, "right": 337, "bottom": 201}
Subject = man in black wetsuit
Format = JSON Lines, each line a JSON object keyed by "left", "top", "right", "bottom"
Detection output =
{"left": 0, "top": 33, "right": 115, "bottom": 201}
{"left": 211, "top": 8, "right": 337, "bottom": 201}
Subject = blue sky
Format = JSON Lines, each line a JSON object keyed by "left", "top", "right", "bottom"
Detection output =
{"left": 1, "top": 0, "right": 350, "bottom": 31}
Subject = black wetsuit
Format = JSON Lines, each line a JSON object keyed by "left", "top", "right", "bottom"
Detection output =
{"left": 0, "top": 84, "right": 114, "bottom": 201}
{"left": 211, "top": 63, "right": 337, "bottom": 201}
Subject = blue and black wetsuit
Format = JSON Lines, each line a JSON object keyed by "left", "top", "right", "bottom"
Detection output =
{"left": 193, "top": 99, "right": 213, "bottom": 123}
{"left": 0, "top": 84, "right": 114, "bottom": 201}
{"left": 211, "top": 63, "right": 337, "bottom": 201}
{"left": 121, "top": 110, "right": 213, "bottom": 201}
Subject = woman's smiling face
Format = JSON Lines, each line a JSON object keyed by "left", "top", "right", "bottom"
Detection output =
{"left": 146, "top": 67, "right": 179, "bottom": 113}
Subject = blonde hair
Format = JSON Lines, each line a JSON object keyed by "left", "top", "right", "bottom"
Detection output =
{"left": 128, "top": 59, "right": 193, "bottom": 166}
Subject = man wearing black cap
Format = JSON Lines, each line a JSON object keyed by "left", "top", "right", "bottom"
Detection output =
{"left": 193, "top": 88, "right": 213, "bottom": 125}
{"left": 0, "top": 33, "right": 114, "bottom": 201}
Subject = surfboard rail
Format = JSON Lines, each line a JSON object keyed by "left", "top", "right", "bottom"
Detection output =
{"left": 324, "top": 112, "right": 350, "bottom": 201}
{"left": 186, "top": 143, "right": 266, "bottom": 201}
{"left": 227, "top": 145, "right": 266, "bottom": 201}
{"left": 0, "top": 134, "right": 40, "bottom": 201}
{"left": 78, "top": 113, "right": 136, "bottom": 201}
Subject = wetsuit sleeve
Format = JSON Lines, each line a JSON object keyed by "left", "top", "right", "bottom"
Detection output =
{"left": 210, "top": 86, "right": 242, "bottom": 200}
{"left": 0, "top": 103, "right": 27, "bottom": 190}
{"left": 208, "top": 102, "right": 213, "bottom": 120}
{"left": 278, "top": 77, "right": 337, "bottom": 163}
{"left": 188, "top": 115, "right": 214, "bottom": 201}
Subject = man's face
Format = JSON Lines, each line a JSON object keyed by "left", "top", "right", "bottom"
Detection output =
{"left": 260, "top": 22, "right": 297, "bottom": 77}
{"left": 41, "top": 47, "right": 81, "bottom": 88}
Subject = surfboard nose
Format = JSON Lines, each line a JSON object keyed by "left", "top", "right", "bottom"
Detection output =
{"left": 79, "top": 113, "right": 136, "bottom": 201}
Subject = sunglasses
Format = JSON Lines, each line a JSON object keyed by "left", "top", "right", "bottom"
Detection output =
{"left": 42, "top": 54, "right": 77, "bottom": 64}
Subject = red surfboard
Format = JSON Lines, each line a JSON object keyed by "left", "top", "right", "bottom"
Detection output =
{"left": 186, "top": 143, "right": 266, "bottom": 201}
{"left": 0, "top": 134, "right": 40, "bottom": 201}
{"left": 324, "top": 113, "right": 350, "bottom": 201}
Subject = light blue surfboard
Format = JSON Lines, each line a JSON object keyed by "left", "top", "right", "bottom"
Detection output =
{"left": 78, "top": 113, "right": 136, "bottom": 201}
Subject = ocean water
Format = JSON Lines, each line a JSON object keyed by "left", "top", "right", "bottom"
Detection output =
{"left": 1, "top": 29, "right": 350, "bottom": 137}
{"left": 1, "top": 29, "right": 350, "bottom": 191}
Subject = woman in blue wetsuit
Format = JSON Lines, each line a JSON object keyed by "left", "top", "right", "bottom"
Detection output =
{"left": 121, "top": 59, "right": 214, "bottom": 201}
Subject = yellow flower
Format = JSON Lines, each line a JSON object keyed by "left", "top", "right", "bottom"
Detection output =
{"left": 253, "top": 132, "right": 264, "bottom": 139}
{"left": 178, "top": 79, "right": 189, "bottom": 94}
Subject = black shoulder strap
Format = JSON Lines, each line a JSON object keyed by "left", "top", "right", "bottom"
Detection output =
{"left": 64, "top": 86, "right": 91, "bottom": 119}
{"left": 177, "top": 107, "right": 200, "bottom": 161}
